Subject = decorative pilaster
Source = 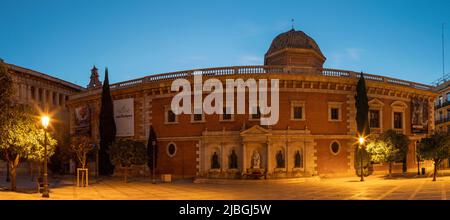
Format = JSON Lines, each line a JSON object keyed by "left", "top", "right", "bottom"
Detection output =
{"left": 242, "top": 142, "right": 247, "bottom": 174}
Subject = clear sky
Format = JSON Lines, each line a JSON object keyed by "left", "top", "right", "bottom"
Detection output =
{"left": 1, "top": 0, "right": 449, "bottom": 87}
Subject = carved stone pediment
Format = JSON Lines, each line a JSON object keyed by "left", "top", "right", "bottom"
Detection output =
{"left": 240, "top": 125, "right": 269, "bottom": 136}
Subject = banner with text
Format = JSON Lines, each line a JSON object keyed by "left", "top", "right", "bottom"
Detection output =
{"left": 114, "top": 98, "right": 135, "bottom": 137}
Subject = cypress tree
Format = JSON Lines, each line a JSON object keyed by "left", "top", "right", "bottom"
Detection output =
{"left": 354, "top": 73, "right": 371, "bottom": 177}
{"left": 99, "top": 68, "right": 116, "bottom": 176}
{"left": 355, "top": 73, "right": 370, "bottom": 136}
{"left": 147, "top": 126, "right": 158, "bottom": 172}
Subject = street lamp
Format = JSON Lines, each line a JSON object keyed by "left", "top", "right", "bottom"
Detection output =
{"left": 358, "top": 136, "right": 365, "bottom": 182}
{"left": 41, "top": 115, "right": 50, "bottom": 198}
{"left": 152, "top": 140, "right": 156, "bottom": 184}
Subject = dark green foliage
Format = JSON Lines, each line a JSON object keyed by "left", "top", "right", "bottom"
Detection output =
{"left": 99, "top": 68, "right": 116, "bottom": 175}
{"left": 354, "top": 73, "right": 371, "bottom": 177}
{"left": 355, "top": 73, "right": 370, "bottom": 136}
{"left": 366, "top": 129, "right": 409, "bottom": 176}
{"left": 0, "top": 60, "right": 13, "bottom": 109}
{"left": 417, "top": 132, "right": 450, "bottom": 181}
{"left": 147, "top": 126, "right": 158, "bottom": 170}
{"left": 110, "top": 139, "right": 148, "bottom": 168}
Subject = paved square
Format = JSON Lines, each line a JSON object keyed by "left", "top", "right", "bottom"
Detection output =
{"left": 1, "top": 175, "right": 449, "bottom": 200}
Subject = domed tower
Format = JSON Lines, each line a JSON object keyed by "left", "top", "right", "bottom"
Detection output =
{"left": 264, "top": 28, "right": 326, "bottom": 68}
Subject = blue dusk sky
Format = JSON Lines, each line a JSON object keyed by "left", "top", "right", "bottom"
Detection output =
{"left": 1, "top": 0, "right": 449, "bottom": 87}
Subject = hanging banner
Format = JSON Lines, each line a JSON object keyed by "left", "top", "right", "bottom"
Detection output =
{"left": 411, "top": 98, "right": 429, "bottom": 134}
{"left": 114, "top": 98, "right": 135, "bottom": 137}
{"left": 74, "top": 106, "right": 91, "bottom": 135}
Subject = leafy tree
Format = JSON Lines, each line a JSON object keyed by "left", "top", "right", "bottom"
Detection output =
{"left": 354, "top": 73, "right": 371, "bottom": 178}
{"left": 99, "top": 68, "right": 116, "bottom": 176}
{"left": 417, "top": 132, "right": 450, "bottom": 181}
{"left": 110, "top": 139, "right": 147, "bottom": 182}
{"left": 366, "top": 129, "right": 409, "bottom": 176}
{"left": 0, "top": 105, "right": 57, "bottom": 191}
{"left": 71, "top": 136, "right": 94, "bottom": 169}
{"left": 0, "top": 59, "right": 14, "bottom": 181}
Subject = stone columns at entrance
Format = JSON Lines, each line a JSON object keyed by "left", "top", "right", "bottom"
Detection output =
{"left": 267, "top": 141, "right": 272, "bottom": 175}
{"left": 242, "top": 142, "right": 247, "bottom": 173}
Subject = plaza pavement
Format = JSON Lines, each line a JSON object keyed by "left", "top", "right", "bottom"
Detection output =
{"left": 1, "top": 174, "right": 450, "bottom": 200}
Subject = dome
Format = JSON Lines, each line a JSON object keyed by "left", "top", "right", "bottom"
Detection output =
{"left": 264, "top": 29, "right": 326, "bottom": 67}
{"left": 266, "top": 29, "right": 324, "bottom": 57}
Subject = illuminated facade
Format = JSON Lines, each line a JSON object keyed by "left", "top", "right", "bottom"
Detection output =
{"left": 67, "top": 29, "right": 437, "bottom": 179}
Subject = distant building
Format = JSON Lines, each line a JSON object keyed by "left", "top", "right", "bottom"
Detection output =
{"left": 68, "top": 29, "right": 437, "bottom": 179}
{"left": 1, "top": 60, "right": 84, "bottom": 174}
{"left": 431, "top": 78, "right": 450, "bottom": 169}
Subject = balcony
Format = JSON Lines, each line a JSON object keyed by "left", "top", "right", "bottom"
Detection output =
{"left": 435, "top": 101, "right": 450, "bottom": 109}
{"left": 435, "top": 117, "right": 450, "bottom": 125}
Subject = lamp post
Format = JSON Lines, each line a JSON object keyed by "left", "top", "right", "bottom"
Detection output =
{"left": 358, "top": 136, "right": 365, "bottom": 182}
{"left": 41, "top": 115, "right": 50, "bottom": 198}
{"left": 152, "top": 140, "right": 156, "bottom": 184}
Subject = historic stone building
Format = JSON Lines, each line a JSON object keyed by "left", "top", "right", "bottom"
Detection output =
{"left": 0, "top": 60, "right": 84, "bottom": 173}
{"left": 67, "top": 29, "right": 437, "bottom": 179}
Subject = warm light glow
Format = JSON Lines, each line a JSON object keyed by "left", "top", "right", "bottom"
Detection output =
{"left": 358, "top": 137, "right": 365, "bottom": 145}
{"left": 41, "top": 115, "right": 50, "bottom": 129}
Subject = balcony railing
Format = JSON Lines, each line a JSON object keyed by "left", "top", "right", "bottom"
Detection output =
{"left": 436, "top": 117, "right": 450, "bottom": 125}
{"left": 70, "top": 65, "right": 435, "bottom": 100}
{"left": 435, "top": 101, "right": 450, "bottom": 109}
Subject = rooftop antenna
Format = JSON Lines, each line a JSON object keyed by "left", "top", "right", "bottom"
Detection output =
{"left": 291, "top": 18, "right": 295, "bottom": 30}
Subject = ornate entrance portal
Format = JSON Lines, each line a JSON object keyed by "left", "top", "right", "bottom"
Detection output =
{"left": 199, "top": 125, "right": 316, "bottom": 179}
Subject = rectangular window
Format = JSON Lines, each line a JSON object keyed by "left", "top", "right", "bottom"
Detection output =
{"left": 293, "top": 106, "right": 303, "bottom": 120}
{"left": 291, "top": 101, "right": 306, "bottom": 121}
{"left": 222, "top": 107, "right": 232, "bottom": 120}
{"left": 167, "top": 110, "right": 176, "bottom": 123}
{"left": 251, "top": 107, "right": 261, "bottom": 120}
{"left": 369, "top": 110, "right": 380, "bottom": 128}
{"left": 331, "top": 108, "right": 339, "bottom": 120}
{"left": 447, "top": 93, "right": 450, "bottom": 101}
{"left": 394, "top": 112, "right": 403, "bottom": 129}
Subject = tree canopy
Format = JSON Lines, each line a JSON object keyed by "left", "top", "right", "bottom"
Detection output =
{"left": 417, "top": 132, "right": 450, "bottom": 181}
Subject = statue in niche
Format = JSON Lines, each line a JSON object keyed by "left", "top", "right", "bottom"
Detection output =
{"left": 276, "top": 150, "right": 285, "bottom": 168}
{"left": 229, "top": 150, "right": 238, "bottom": 169}
{"left": 295, "top": 150, "right": 302, "bottom": 168}
{"left": 251, "top": 150, "right": 261, "bottom": 169}
{"left": 211, "top": 152, "right": 220, "bottom": 169}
